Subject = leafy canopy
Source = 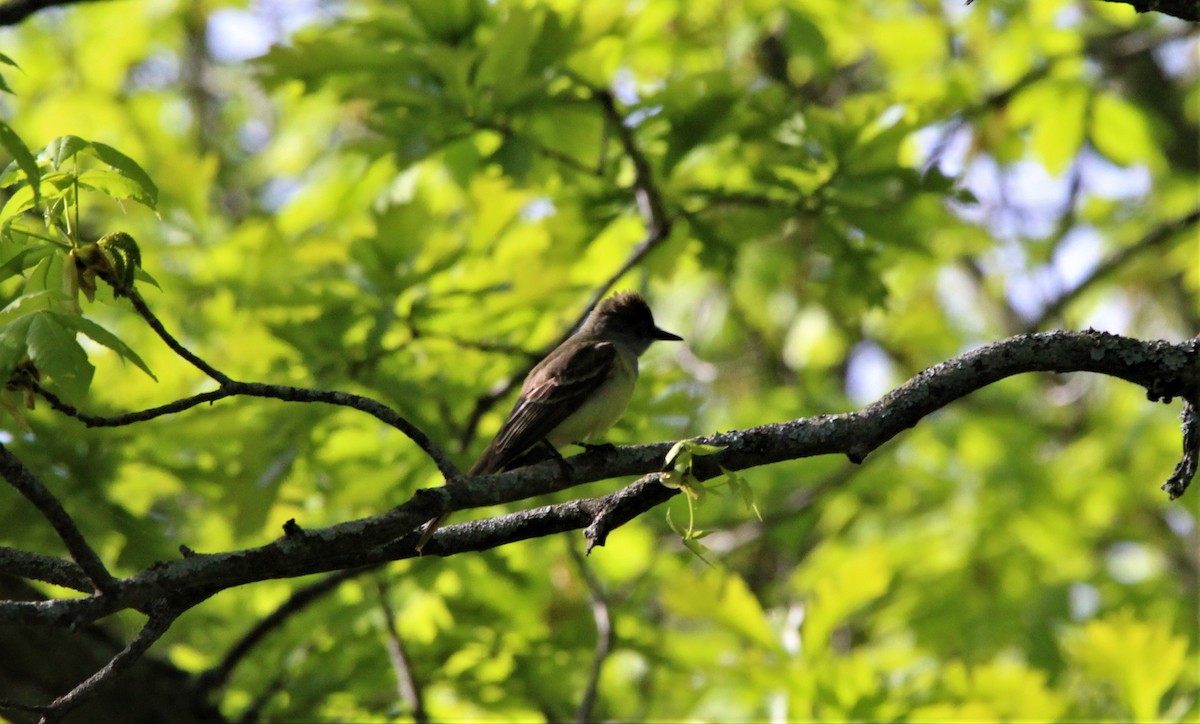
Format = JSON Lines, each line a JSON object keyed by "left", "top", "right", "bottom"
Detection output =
{"left": 0, "top": 0, "right": 1195, "bottom": 721}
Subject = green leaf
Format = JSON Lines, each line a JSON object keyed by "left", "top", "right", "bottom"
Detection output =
{"left": 720, "top": 467, "right": 760, "bottom": 518}
{"left": 0, "top": 290, "right": 65, "bottom": 326}
{"left": 475, "top": 5, "right": 535, "bottom": 92}
{"left": 0, "top": 248, "right": 36, "bottom": 284}
{"left": 0, "top": 183, "right": 38, "bottom": 228}
{"left": 489, "top": 136, "right": 536, "bottom": 181}
{"left": 659, "top": 75, "right": 740, "bottom": 173}
{"left": 0, "top": 314, "right": 32, "bottom": 385}
{"left": 26, "top": 311, "right": 93, "bottom": 400}
{"left": 49, "top": 311, "right": 156, "bottom": 381}
{"left": 664, "top": 439, "right": 725, "bottom": 469}
{"left": 0, "top": 121, "right": 41, "bottom": 204}
{"left": 664, "top": 439, "right": 690, "bottom": 467}
{"left": 665, "top": 506, "right": 683, "bottom": 535}
{"left": 43, "top": 135, "right": 92, "bottom": 170}
{"left": 681, "top": 536, "right": 715, "bottom": 567}
{"left": 1062, "top": 611, "right": 1188, "bottom": 721}
{"left": 133, "top": 267, "right": 160, "bottom": 289}
{"left": 77, "top": 169, "right": 157, "bottom": 208}
{"left": 22, "top": 253, "right": 65, "bottom": 296}
{"left": 1016, "top": 81, "right": 1087, "bottom": 176}
{"left": 1090, "top": 93, "right": 1164, "bottom": 170}
{"left": 88, "top": 143, "right": 159, "bottom": 209}
{"left": 407, "top": 0, "right": 485, "bottom": 43}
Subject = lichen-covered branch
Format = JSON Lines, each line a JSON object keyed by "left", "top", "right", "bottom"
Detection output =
{"left": 0, "top": 445, "right": 115, "bottom": 593}
{"left": 0, "top": 329, "right": 1193, "bottom": 717}
{"left": 1093, "top": 0, "right": 1200, "bottom": 21}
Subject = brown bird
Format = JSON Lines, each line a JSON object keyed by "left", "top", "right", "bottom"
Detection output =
{"left": 417, "top": 291, "right": 682, "bottom": 552}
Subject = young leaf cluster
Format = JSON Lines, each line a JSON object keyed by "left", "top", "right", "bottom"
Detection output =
{"left": 0, "top": 115, "right": 157, "bottom": 409}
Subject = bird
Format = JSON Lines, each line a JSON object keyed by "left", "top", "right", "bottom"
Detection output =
{"left": 416, "top": 291, "right": 682, "bottom": 552}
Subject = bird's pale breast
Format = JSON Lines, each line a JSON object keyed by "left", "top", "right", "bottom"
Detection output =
{"left": 545, "top": 347, "right": 638, "bottom": 447}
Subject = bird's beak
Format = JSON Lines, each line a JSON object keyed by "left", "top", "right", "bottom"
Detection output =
{"left": 652, "top": 326, "right": 683, "bottom": 342}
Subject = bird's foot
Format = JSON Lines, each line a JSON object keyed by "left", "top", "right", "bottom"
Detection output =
{"left": 574, "top": 441, "right": 616, "bottom": 454}
{"left": 537, "top": 440, "right": 574, "bottom": 477}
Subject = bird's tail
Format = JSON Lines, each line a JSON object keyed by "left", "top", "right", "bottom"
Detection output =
{"left": 414, "top": 512, "right": 448, "bottom": 554}
{"left": 417, "top": 448, "right": 553, "bottom": 554}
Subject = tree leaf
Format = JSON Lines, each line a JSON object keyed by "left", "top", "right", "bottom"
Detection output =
{"left": 48, "top": 311, "right": 156, "bottom": 381}
{"left": 77, "top": 169, "right": 157, "bottom": 208}
{"left": 27, "top": 310, "right": 93, "bottom": 400}
{"left": 0, "top": 121, "right": 41, "bottom": 204}
{"left": 0, "top": 314, "right": 32, "bottom": 386}
{"left": 43, "top": 135, "right": 92, "bottom": 170}
{"left": 89, "top": 142, "right": 159, "bottom": 209}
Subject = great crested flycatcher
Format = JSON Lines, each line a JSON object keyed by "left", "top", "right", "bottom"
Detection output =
{"left": 416, "top": 291, "right": 682, "bottom": 552}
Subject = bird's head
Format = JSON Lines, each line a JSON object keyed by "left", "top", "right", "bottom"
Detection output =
{"left": 584, "top": 291, "right": 682, "bottom": 354}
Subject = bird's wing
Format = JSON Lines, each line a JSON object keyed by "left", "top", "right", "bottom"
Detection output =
{"left": 470, "top": 341, "right": 617, "bottom": 474}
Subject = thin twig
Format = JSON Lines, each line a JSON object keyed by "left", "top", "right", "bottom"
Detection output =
{"left": 1163, "top": 398, "right": 1198, "bottom": 500}
{"left": 195, "top": 566, "right": 378, "bottom": 696}
{"left": 576, "top": 87, "right": 674, "bottom": 318}
{"left": 1092, "top": 0, "right": 1200, "bottom": 22}
{"left": 0, "top": 445, "right": 115, "bottom": 592}
{"left": 1027, "top": 208, "right": 1200, "bottom": 331}
{"left": 31, "top": 288, "right": 463, "bottom": 479}
{"left": 458, "top": 84, "right": 676, "bottom": 452}
{"left": 0, "top": 592, "right": 119, "bottom": 627}
{"left": 35, "top": 377, "right": 460, "bottom": 481}
{"left": 0, "top": 546, "right": 91, "bottom": 591}
{"left": 32, "top": 382, "right": 232, "bottom": 427}
{"left": 40, "top": 604, "right": 178, "bottom": 722}
{"left": 923, "top": 62, "right": 1054, "bottom": 174}
{"left": 593, "top": 89, "right": 670, "bottom": 239}
{"left": 235, "top": 673, "right": 287, "bottom": 724}
{"left": 231, "top": 382, "right": 460, "bottom": 480}
{"left": 568, "top": 544, "right": 614, "bottom": 724}
{"left": 375, "top": 578, "right": 428, "bottom": 723}
{"left": 472, "top": 117, "right": 606, "bottom": 177}
{"left": 0, "top": 698, "right": 47, "bottom": 716}
{"left": 122, "top": 288, "right": 230, "bottom": 384}
{"left": 0, "top": 0, "right": 108, "bottom": 26}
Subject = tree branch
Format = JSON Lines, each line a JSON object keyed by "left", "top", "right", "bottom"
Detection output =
{"left": 376, "top": 578, "right": 428, "bottom": 724}
{"left": 1163, "top": 399, "right": 1198, "bottom": 500}
{"left": 0, "top": 332, "right": 1193, "bottom": 623}
{"left": 0, "top": 547, "right": 90, "bottom": 592}
{"left": 458, "top": 84, "right": 676, "bottom": 452}
{"left": 964, "top": 0, "right": 1199, "bottom": 20}
{"left": 31, "top": 383, "right": 232, "bottom": 427}
{"left": 39, "top": 604, "right": 178, "bottom": 722}
{"left": 0, "top": 0, "right": 107, "bottom": 26}
{"left": 0, "top": 330, "right": 1193, "bottom": 715}
{"left": 1028, "top": 208, "right": 1200, "bottom": 332}
{"left": 231, "top": 381, "right": 461, "bottom": 481}
{"left": 193, "top": 566, "right": 378, "bottom": 697}
{"left": 0, "top": 445, "right": 115, "bottom": 593}
{"left": 569, "top": 543, "right": 614, "bottom": 724}
{"left": 1093, "top": 0, "right": 1200, "bottom": 21}
{"left": 121, "top": 288, "right": 230, "bottom": 385}
{"left": 30, "top": 289, "right": 463, "bottom": 482}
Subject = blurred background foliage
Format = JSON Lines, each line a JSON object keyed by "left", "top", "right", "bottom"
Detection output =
{"left": 0, "top": 0, "right": 1196, "bottom": 720}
